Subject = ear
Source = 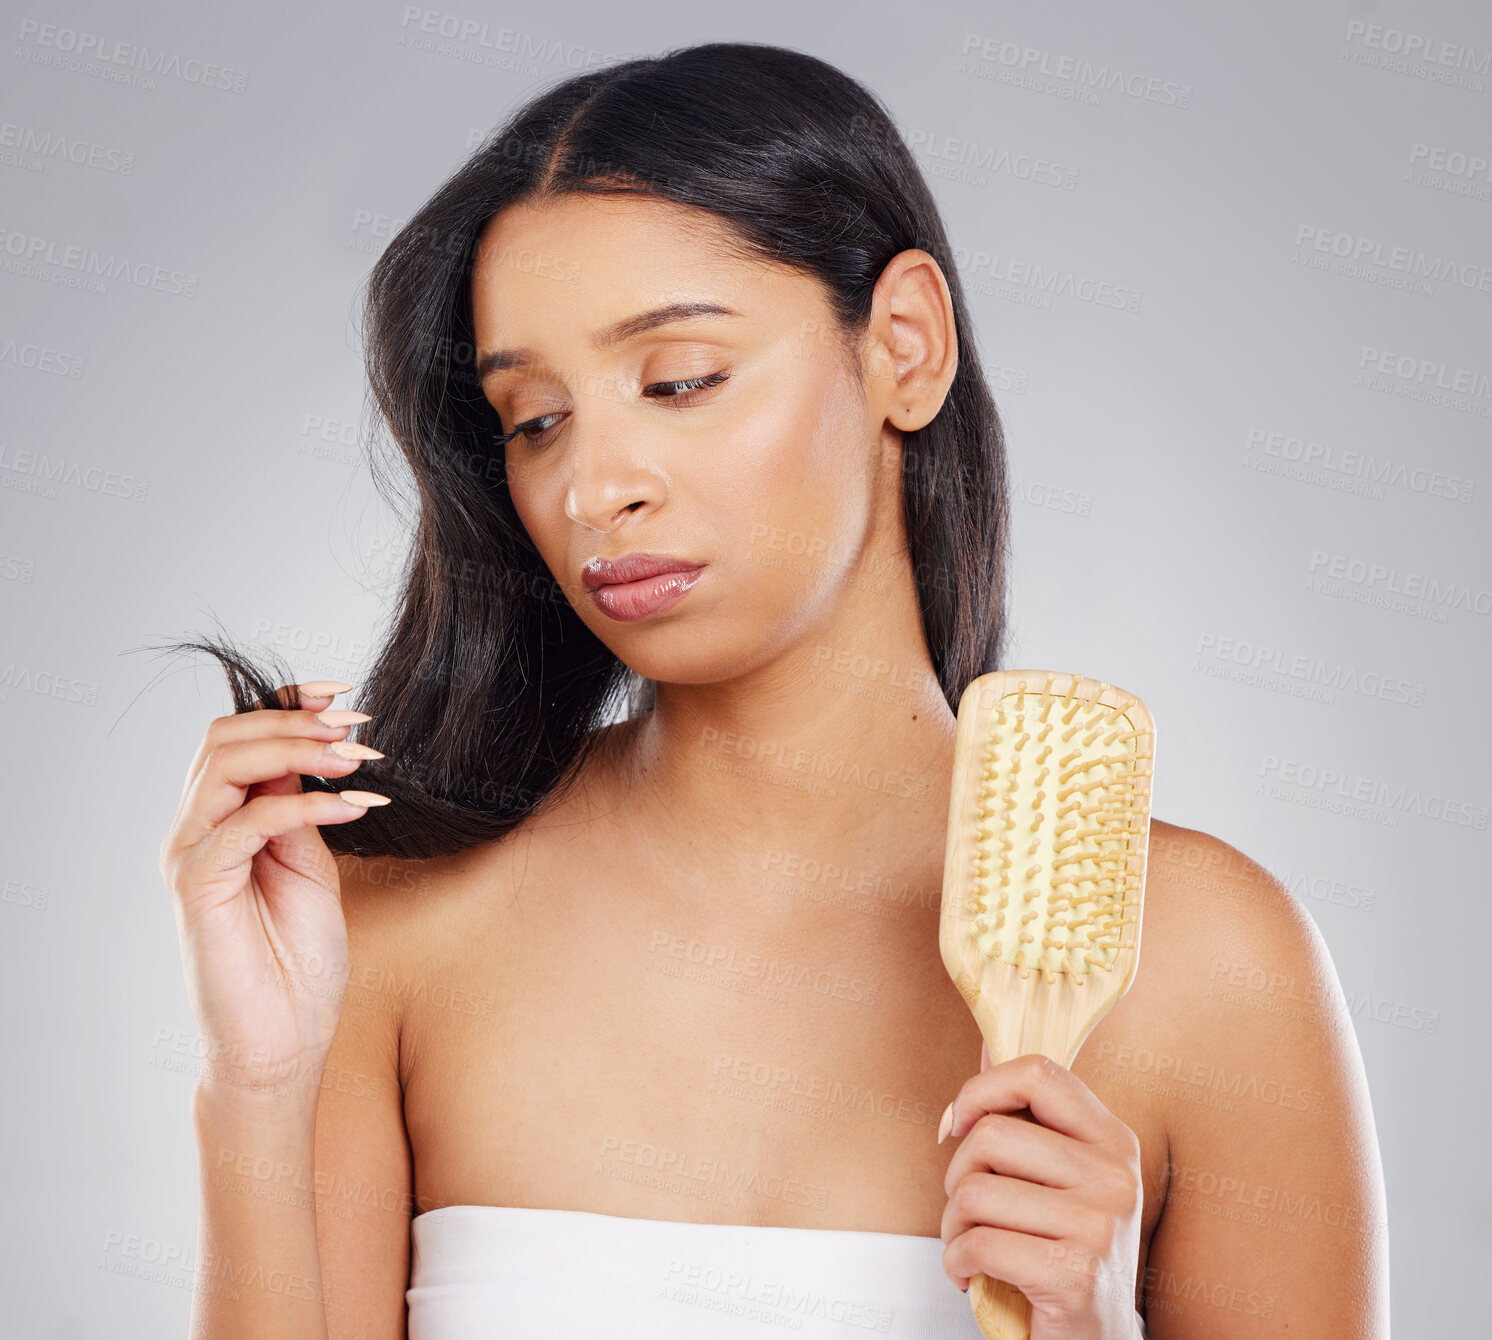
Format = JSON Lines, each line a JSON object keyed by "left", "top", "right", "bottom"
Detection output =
{"left": 861, "top": 248, "right": 959, "bottom": 434}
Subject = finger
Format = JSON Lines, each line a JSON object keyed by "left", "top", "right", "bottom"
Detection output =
{"left": 249, "top": 683, "right": 358, "bottom": 804}
{"left": 948, "top": 1053, "right": 1122, "bottom": 1148}
{"left": 173, "top": 733, "right": 384, "bottom": 853}
{"left": 941, "top": 1169, "right": 1072, "bottom": 1247}
{"left": 179, "top": 680, "right": 361, "bottom": 803}
{"left": 980, "top": 1039, "right": 990, "bottom": 1072}
{"left": 178, "top": 700, "right": 369, "bottom": 822}
{"left": 942, "top": 1109, "right": 1092, "bottom": 1196}
{"left": 942, "top": 1221, "right": 1062, "bottom": 1295}
{"left": 194, "top": 789, "right": 389, "bottom": 883}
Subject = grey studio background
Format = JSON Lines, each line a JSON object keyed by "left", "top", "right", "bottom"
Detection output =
{"left": 1, "top": 0, "right": 1487, "bottom": 1334}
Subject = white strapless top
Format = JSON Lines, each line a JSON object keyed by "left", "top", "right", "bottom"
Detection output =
{"left": 406, "top": 1204, "right": 1149, "bottom": 1338}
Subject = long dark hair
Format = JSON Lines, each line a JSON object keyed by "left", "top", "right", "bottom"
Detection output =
{"left": 160, "top": 41, "right": 1011, "bottom": 860}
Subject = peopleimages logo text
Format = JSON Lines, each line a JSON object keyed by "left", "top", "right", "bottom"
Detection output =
{"left": 15, "top": 20, "right": 248, "bottom": 92}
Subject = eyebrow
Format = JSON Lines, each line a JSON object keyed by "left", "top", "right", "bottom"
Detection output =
{"left": 476, "top": 300, "right": 739, "bottom": 379}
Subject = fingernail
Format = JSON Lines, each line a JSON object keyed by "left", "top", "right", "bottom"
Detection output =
{"left": 300, "top": 680, "right": 353, "bottom": 696}
{"left": 316, "top": 709, "right": 373, "bottom": 727}
{"left": 337, "top": 790, "right": 391, "bottom": 807}
{"left": 328, "top": 741, "right": 384, "bottom": 760}
{"left": 938, "top": 1101, "right": 955, "bottom": 1145}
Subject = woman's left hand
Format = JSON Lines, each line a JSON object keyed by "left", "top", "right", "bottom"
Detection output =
{"left": 939, "top": 1046, "right": 1144, "bottom": 1339}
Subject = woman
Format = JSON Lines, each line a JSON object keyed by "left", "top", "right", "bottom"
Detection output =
{"left": 159, "top": 41, "right": 1389, "bottom": 1338}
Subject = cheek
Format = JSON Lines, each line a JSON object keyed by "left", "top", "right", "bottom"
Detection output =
{"left": 506, "top": 460, "right": 563, "bottom": 561}
{"left": 710, "top": 369, "right": 870, "bottom": 565}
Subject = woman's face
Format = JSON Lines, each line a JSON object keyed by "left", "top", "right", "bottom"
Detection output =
{"left": 470, "top": 192, "right": 899, "bottom": 685}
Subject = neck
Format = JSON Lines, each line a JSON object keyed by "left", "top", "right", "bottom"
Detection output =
{"left": 606, "top": 534, "right": 960, "bottom": 899}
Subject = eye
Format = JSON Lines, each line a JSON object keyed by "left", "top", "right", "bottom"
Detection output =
{"left": 494, "top": 371, "right": 730, "bottom": 452}
{"left": 494, "top": 411, "right": 565, "bottom": 452}
{"left": 644, "top": 370, "right": 730, "bottom": 401}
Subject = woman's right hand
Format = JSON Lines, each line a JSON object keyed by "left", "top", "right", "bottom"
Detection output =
{"left": 159, "top": 680, "right": 390, "bottom": 1105}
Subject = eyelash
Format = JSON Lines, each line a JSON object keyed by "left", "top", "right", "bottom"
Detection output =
{"left": 494, "top": 370, "right": 731, "bottom": 450}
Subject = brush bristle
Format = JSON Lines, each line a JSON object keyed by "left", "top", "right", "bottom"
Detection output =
{"left": 963, "top": 674, "right": 1147, "bottom": 979}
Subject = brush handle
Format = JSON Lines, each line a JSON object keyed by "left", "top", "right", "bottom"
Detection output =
{"left": 969, "top": 1272, "right": 1031, "bottom": 1338}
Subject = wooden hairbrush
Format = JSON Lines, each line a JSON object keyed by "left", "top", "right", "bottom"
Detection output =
{"left": 939, "top": 669, "right": 1156, "bottom": 1339}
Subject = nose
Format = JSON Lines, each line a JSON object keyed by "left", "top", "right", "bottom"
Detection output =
{"left": 563, "top": 424, "right": 668, "bottom": 532}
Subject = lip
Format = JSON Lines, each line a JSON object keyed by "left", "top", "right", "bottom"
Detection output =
{"left": 582, "top": 552, "right": 703, "bottom": 589}
{"left": 581, "top": 552, "right": 706, "bottom": 622}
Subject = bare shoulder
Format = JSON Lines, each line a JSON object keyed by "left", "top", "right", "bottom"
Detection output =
{"left": 1125, "top": 819, "right": 1390, "bottom": 1335}
{"left": 334, "top": 849, "right": 448, "bottom": 996}
{"left": 334, "top": 842, "right": 505, "bottom": 940}
{"left": 331, "top": 829, "right": 534, "bottom": 999}
{"left": 1137, "top": 817, "right": 1327, "bottom": 984}
{"left": 1127, "top": 816, "right": 1357, "bottom": 1109}
{"left": 329, "top": 789, "right": 589, "bottom": 1059}
{"left": 328, "top": 718, "right": 638, "bottom": 1005}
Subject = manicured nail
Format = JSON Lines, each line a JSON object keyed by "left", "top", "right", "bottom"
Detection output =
{"left": 327, "top": 741, "right": 384, "bottom": 760}
{"left": 337, "top": 790, "right": 390, "bottom": 807}
{"left": 938, "top": 1101, "right": 955, "bottom": 1145}
{"left": 316, "top": 709, "right": 372, "bottom": 727}
{"left": 300, "top": 680, "right": 353, "bottom": 696}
